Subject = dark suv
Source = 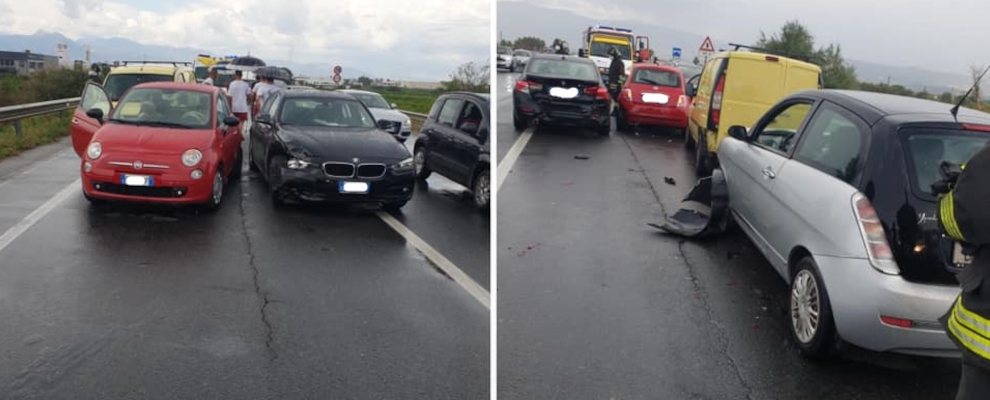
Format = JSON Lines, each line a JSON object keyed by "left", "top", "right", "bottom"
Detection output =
{"left": 414, "top": 92, "right": 491, "bottom": 211}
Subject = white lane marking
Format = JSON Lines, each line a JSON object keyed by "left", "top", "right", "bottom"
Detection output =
{"left": 496, "top": 127, "right": 534, "bottom": 192}
{"left": 0, "top": 179, "right": 80, "bottom": 255}
{"left": 376, "top": 211, "right": 490, "bottom": 309}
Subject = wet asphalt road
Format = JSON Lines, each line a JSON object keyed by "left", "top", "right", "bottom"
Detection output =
{"left": 496, "top": 71, "right": 961, "bottom": 400}
{"left": 0, "top": 128, "right": 488, "bottom": 399}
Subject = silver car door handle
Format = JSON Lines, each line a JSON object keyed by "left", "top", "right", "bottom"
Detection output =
{"left": 762, "top": 167, "right": 776, "bottom": 179}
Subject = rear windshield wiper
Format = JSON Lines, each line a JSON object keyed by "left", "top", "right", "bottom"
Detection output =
{"left": 639, "top": 78, "right": 662, "bottom": 86}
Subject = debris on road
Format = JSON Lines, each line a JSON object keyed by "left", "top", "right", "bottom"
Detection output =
{"left": 517, "top": 243, "right": 542, "bottom": 257}
{"left": 664, "top": 177, "right": 676, "bottom": 185}
{"left": 574, "top": 155, "right": 590, "bottom": 160}
{"left": 649, "top": 170, "right": 729, "bottom": 238}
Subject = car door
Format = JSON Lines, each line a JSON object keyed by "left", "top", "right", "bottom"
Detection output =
{"left": 71, "top": 82, "right": 112, "bottom": 158}
{"left": 448, "top": 99, "right": 488, "bottom": 186}
{"left": 215, "top": 93, "right": 236, "bottom": 175}
{"left": 769, "top": 101, "right": 870, "bottom": 260}
{"left": 252, "top": 93, "right": 280, "bottom": 174}
{"left": 426, "top": 97, "right": 464, "bottom": 177}
{"left": 722, "top": 99, "right": 814, "bottom": 271}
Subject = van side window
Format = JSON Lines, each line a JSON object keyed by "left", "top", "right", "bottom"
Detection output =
{"left": 793, "top": 103, "right": 865, "bottom": 183}
{"left": 753, "top": 102, "right": 813, "bottom": 153}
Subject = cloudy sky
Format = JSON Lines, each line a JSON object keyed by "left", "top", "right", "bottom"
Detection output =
{"left": 505, "top": 0, "right": 986, "bottom": 75}
{"left": 0, "top": 0, "right": 490, "bottom": 80}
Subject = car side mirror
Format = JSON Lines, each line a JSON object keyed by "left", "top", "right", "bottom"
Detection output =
{"left": 578, "top": 49, "right": 588, "bottom": 58}
{"left": 86, "top": 108, "right": 104, "bottom": 124}
{"left": 390, "top": 103, "right": 398, "bottom": 109}
{"left": 728, "top": 125, "right": 749, "bottom": 141}
{"left": 224, "top": 116, "right": 240, "bottom": 127}
{"left": 476, "top": 126, "right": 489, "bottom": 143}
{"left": 254, "top": 114, "right": 272, "bottom": 125}
{"left": 685, "top": 84, "right": 698, "bottom": 97}
{"left": 377, "top": 119, "right": 396, "bottom": 132}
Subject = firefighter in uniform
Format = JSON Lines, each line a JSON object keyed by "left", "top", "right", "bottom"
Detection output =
{"left": 607, "top": 47, "right": 624, "bottom": 102}
{"left": 936, "top": 142, "right": 990, "bottom": 399}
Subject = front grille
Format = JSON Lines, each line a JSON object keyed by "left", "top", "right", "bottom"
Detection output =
{"left": 94, "top": 182, "right": 186, "bottom": 198}
{"left": 357, "top": 164, "right": 386, "bottom": 178}
{"left": 323, "top": 162, "right": 355, "bottom": 178}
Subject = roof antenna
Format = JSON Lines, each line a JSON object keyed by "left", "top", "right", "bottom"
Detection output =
{"left": 952, "top": 62, "right": 990, "bottom": 122}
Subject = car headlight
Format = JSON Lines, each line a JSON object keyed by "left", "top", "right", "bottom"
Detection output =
{"left": 391, "top": 157, "right": 414, "bottom": 173}
{"left": 182, "top": 149, "right": 203, "bottom": 167}
{"left": 287, "top": 158, "right": 311, "bottom": 169}
{"left": 87, "top": 142, "right": 102, "bottom": 160}
{"left": 402, "top": 118, "right": 411, "bottom": 128}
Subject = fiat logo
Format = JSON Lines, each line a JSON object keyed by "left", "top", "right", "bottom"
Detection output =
{"left": 133, "top": 160, "right": 143, "bottom": 170}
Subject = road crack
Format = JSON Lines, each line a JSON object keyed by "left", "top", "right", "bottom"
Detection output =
{"left": 238, "top": 191, "right": 278, "bottom": 361}
{"left": 677, "top": 240, "right": 755, "bottom": 400}
{"left": 618, "top": 132, "right": 667, "bottom": 218}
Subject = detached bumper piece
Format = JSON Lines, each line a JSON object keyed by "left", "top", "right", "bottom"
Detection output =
{"left": 649, "top": 169, "right": 729, "bottom": 238}
{"left": 92, "top": 181, "right": 188, "bottom": 198}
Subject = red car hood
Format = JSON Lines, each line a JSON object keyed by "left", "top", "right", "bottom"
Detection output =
{"left": 93, "top": 123, "right": 214, "bottom": 155}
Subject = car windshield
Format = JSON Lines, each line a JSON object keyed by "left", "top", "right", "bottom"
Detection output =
{"left": 678, "top": 65, "right": 703, "bottom": 78}
{"left": 109, "top": 88, "right": 213, "bottom": 129}
{"left": 590, "top": 40, "right": 632, "bottom": 59}
{"left": 498, "top": 46, "right": 512, "bottom": 55}
{"left": 903, "top": 129, "right": 990, "bottom": 196}
{"left": 279, "top": 98, "right": 376, "bottom": 128}
{"left": 349, "top": 92, "right": 391, "bottom": 109}
{"left": 105, "top": 74, "right": 174, "bottom": 101}
{"left": 526, "top": 59, "right": 599, "bottom": 81}
{"left": 194, "top": 66, "right": 209, "bottom": 81}
{"left": 514, "top": 50, "right": 531, "bottom": 57}
{"left": 633, "top": 69, "right": 680, "bottom": 87}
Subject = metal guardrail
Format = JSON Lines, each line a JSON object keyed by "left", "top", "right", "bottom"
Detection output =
{"left": 0, "top": 97, "right": 80, "bottom": 136}
{"left": 399, "top": 110, "right": 428, "bottom": 121}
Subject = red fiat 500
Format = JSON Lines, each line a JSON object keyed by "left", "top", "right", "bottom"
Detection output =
{"left": 616, "top": 64, "right": 689, "bottom": 132}
{"left": 70, "top": 81, "right": 243, "bottom": 210}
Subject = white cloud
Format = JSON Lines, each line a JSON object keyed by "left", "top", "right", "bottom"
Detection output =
{"left": 0, "top": 0, "right": 489, "bottom": 79}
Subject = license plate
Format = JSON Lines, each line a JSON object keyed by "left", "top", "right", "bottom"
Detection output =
{"left": 121, "top": 174, "right": 153, "bottom": 187}
{"left": 549, "top": 87, "right": 579, "bottom": 99}
{"left": 338, "top": 181, "right": 369, "bottom": 194}
{"left": 953, "top": 242, "right": 974, "bottom": 267}
{"left": 642, "top": 93, "right": 670, "bottom": 104}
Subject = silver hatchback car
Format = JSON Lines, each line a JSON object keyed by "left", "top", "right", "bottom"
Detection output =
{"left": 676, "top": 90, "right": 990, "bottom": 359}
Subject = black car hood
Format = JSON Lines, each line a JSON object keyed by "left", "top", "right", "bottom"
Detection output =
{"left": 279, "top": 125, "right": 410, "bottom": 163}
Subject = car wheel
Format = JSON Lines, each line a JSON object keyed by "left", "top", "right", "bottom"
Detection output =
{"left": 248, "top": 143, "right": 259, "bottom": 172}
{"left": 231, "top": 149, "right": 243, "bottom": 180}
{"left": 790, "top": 256, "right": 844, "bottom": 360}
{"left": 597, "top": 121, "right": 611, "bottom": 136}
{"left": 684, "top": 127, "right": 695, "bottom": 149}
{"left": 205, "top": 168, "right": 224, "bottom": 211}
{"left": 472, "top": 168, "right": 490, "bottom": 212}
{"left": 695, "top": 130, "right": 712, "bottom": 177}
{"left": 267, "top": 156, "right": 287, "bottom": 207}
{"left": 382, "top": 201, "right": 407, "bottom": 212}
{"left": 413, "top": 145, "right": 432, "bottom": 180}
{"left": 513, "top": 110, "right": 528, "bottom": 132}
{"left": 616, "top": 106, "right": 631, "bottom": 132}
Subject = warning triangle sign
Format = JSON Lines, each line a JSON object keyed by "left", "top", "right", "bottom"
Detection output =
{"left": 699, "top": 36, "right": 715, "bottom": 53}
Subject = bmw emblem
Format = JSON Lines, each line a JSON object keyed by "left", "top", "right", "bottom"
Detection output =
{"left": 352, "top": 157, "right": 360, "bottom": 164}
{"left": 133, "top": 160, "right": 143, "bottom": 170}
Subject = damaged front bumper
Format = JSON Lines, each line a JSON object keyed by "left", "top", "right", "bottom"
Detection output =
{"left": 649, "top": 169, "right": 729, "bottom": 238}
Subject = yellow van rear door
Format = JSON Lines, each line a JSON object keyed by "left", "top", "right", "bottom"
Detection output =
{"left": 720, "top": 57, "right": 785, "bottom": 133}
{"left": 783, "top": 62, "right": 821, "bottom": 95}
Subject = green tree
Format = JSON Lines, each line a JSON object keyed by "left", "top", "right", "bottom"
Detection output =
{"left": 815, "top": 44, "right": 857, "bottom": 89}
{"left": 357, "top": 76, "right": 373, "bottom": 87}
{"left": 939, "top": 91, "right": 955, "bottom": 104}
{"left": 499, "top": 39, "right": 513, "bottom": 47}
{"left": 441, "top": 61, "right": 490, "bottom": 93}
{"left": 513, "top": 36, "right": 546, "bottom": 52}
{"left": 757, "top": 20, "right": 858, "bottom": 89}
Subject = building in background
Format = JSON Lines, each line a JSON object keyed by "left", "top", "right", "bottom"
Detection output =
{"left": 0, "top": 50, "right": 59, "bottom": 75}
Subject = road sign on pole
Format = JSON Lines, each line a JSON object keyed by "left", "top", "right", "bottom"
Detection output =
{"left": 672, "top": 47, "right": 682, "bottom": 59}
{"left": 332, "top": 74, "right": 342, "bottom": 84}
{"left": 333, "top": 65, "right": 343, "bottom": 75}
{"left": 699, "top": 36, "right": 716, "bottom": 53}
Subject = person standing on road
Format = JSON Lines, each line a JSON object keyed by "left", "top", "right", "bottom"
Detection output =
{"left": 88, "top": 64, "right": 100, "bottom": 82}
{"left": 203, "top": 68, "right": 217, "bottom": 86}
{"left": 227, "top": 70, "right": 250, "bottom": 124}
{"left": 252, "top": 75, "right": 278, "bottom": 115}
{"left": 607, "top": 47, "right": 625, "bottom": 103}
{"left": 935, "top": 143, "right": 990, "bottom": 399}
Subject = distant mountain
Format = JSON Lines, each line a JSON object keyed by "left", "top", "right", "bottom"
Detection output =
{"left": 0, "top": 30, "right": 375, "bottom": 79}
{"left": 498, "top": 1, "right": 978, "bottom": 96}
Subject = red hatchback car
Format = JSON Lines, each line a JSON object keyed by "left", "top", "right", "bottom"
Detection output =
{"left": 71, "top": 81, "right": 243, "bottom": 210}
{"left": 616, "top": 64, "right": 689, "bottom": 132}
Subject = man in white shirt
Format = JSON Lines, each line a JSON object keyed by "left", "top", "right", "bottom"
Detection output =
{"left": 252, "top": 76, "right": 280, "bottom": 115}
{"left": 203, "top": 68, "right": 217, "bottom": 86}
{"left": 227, "top": 70, "right": 250, "bottom": 123}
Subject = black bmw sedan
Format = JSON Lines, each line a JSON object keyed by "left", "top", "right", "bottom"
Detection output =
{"left": 248, "top": 90, "right": 415, "bottom": 210}
{"left": 512, "top": 54, "right": 612, "bottom": 135}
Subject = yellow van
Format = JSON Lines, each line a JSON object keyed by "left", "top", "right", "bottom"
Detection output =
{"left": 685, "top": 51, "right": 822, "bottom": 175}
{"left": 103, "top": 61, "right": 196, "bottom": 106}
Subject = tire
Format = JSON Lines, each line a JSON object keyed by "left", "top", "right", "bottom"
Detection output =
{"left": 513, "top": 110, "right": 528, "bottom": 132}
{"left": 616, "top": 106, "right": 631, "bottom": 132}
{"left": 382, "top": 201, "right": 407, "bottom": 212}
{"left": 790, "top": 256, "right": 844, "bottom": 361}
{"left": 268, "top": 156, "right": 287, "bottom": 207}
{"left": 204, "top": 168, "right": 224, "bottom": 211}
{"left": 472, "top": 168, "right": 490, "bottom": 212}
{"left": 248, "top": 143, "right": 259, "bottom": 172}
{"left": 413, "top": 145, "right": 432, "bottom": 180}
{"left": 230, "top": 149, "right": 243, "bottom": 180}
{"left": 597, "top": 121, "right": 611, "bottom": 136}
{"left": 695, "top": 130, "right": 712, "bottom": 177}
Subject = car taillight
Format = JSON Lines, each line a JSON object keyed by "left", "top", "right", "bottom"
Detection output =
{"left": 623, "top": 88, "right": 633, "bottom": 101}
{"left": 584, "top": 86, "right": 610, "bottom": 100}
{"left": 677, "top": 95, "right": 688, "bottom": 108}
{"left": 852, "top": 193, "right": 900, "bottom": 275}
{"left": 711, "top": 74, "right": 725, "bottom": 124}
{"left": 514, "top": 80, "right": 530, "bottom": 94}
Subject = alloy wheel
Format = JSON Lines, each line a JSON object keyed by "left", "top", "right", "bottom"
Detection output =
{"left": 791, "top": 269, "right": 821, "bottom": 344}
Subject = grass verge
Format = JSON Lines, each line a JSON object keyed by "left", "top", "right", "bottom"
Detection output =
{"left": 0, "top": 111, "right": 72, "bottom": 161}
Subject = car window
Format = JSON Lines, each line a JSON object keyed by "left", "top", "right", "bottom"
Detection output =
{"left": 456, "top": 101, "right": 484, "bottom": 136}
{"left": 109, "top": 88, "right": 212, "bottom": 129}
{"left": 754, "top": 102, "right": 812, "bottom": 153}
{"left": 104, "top": 73, "right": 174, "bottom": 101}
{"left": 216, "top": 95, "right": 230, "bottom": 127}
{"left": 349, "top": 92, "right": 390, "bottom": 109}
{"left": 793, "top": 104, "right": 865, "bottom": 183}
{"left": 438, "top": 99, "right": 463, "bottom": 128}
{"left": 632, "top": 69, "right": 680, "bottom": 87}
{"left": 902, "top": 129, "right": 990, "bottom": 196}
{"left": 279, "top": 98, "right": 376, "bottom": 128}
{"left": 526, "top": 59, "right": 598, "bottom": 81}
{"left": 81, "top": 83, "right": 110, "bottom": 115}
